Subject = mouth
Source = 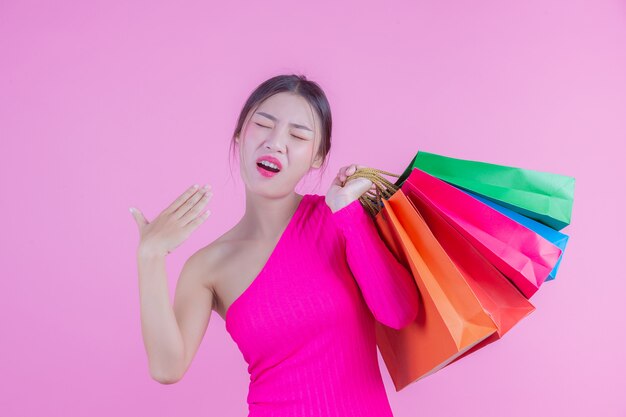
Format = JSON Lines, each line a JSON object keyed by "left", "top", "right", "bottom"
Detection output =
{"left": 256, "top": 155, "right": 283, "bottom": 173}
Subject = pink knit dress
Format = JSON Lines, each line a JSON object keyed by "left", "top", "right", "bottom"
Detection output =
{"left": 225, "top": 193, "right": 419, "bottom": 417}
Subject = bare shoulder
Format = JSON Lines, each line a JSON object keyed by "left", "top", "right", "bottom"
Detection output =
{"left": 183, "top": 227, "right": 247, "bottom": 317}
{"left": 185, "top": 232, "right": 232, "bottom": 289}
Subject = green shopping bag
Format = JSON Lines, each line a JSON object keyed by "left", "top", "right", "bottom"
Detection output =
{"left": 396, "top": 151, "right": 575, "bottom": 231}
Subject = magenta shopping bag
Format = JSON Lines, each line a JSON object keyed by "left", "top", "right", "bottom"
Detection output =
{"left": 401, "top": 168, "right": 562, "bottom": 298}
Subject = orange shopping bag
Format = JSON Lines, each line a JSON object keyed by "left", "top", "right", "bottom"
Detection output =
{"left": 404, "top": 185, "right": 536, "bottom": 366}
{"left": 371, "top": 189, "right": 498, "bottom": 390}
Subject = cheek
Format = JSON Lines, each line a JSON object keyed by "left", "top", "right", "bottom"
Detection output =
{"left": 238, "top": 136, "right": 259, "bottom": 164}
{"left": 291, "top": 141, "right": 316, "bottom": 161}
{"left": 241, "top": 121, "right": 262, "bottom": 140}
{"left": 240, "top": 132, "right": 262, "bottom": 150}
{"left": 249, "top": 124, "right": 263, "bottom": 134}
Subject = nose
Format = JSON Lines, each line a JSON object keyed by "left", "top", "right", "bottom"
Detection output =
{"left": 263, "top": 129, "right": 288, "bottom": 152}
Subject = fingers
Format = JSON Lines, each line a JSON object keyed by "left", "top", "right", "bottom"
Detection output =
{"left": 331, "top": 174, "right": 344, "bottom": 188}
{"left": 164, "top": 184, "right": 211, "bottom": 215}
{"left": 179, "top": 187, "right": 213, "bottom": 225}
{"left": 184, "top": 207, "right": 212, "bottom": 230}
{"left": 338, "top": 165, "right": 352, "bottom": 183}
{"left": 338, "top": 164, "right": 366, "bottom": 184}
{"left": 163, "top": 184, "right": 198, "bottom": 215}
{"left": 129, "top": 207, "right": 148, "bottom": 230}
{"left": 348, "top": 164, "right": 366, "bottom": 173}
{"left": 344, "top": 164, "right": 366, "bottom": 176}
{"left": 175, "top": 185, "right": 212, "bottom": 219}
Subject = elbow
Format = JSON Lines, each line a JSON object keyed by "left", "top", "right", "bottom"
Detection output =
{"left": 384, "top": 308, "right": 418, "bottom": 330}
{"left": 148, "top": 352, "right": 187, "bottom": 384}
{"left": 393, "top": 273, "right": 421, "bottom": 330}
{"left": 150, "top": 368, "right": 183, "bottom": 385}
{"left": 378, "top": 263, "right": 421, "bottom": 330}
{"left": 152, "top": 373, "right": 182, "bottom": 385}
{"left": 380, "top": 297, "right": 420, "bottom": 330}
{"left": 154, "top": 375, "right": 181, "bottom": 385}
{"left": 402, "top": 302, "right": 420, "bottom": 329}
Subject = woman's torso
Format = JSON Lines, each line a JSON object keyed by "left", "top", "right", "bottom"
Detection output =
{"left": 194, "top": 194, "right": 395, "bottom": 417}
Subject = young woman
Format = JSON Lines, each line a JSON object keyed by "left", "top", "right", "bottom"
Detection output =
{"left": 131, "top": 74, "right": 420, "bottom": 417}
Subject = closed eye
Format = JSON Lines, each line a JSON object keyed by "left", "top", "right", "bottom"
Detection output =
{"left": 255, "top": 122, "right": 307, "bottom": 140}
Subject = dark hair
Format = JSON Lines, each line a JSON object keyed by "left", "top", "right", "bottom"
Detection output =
{"left": 228, "top": 74, "right": 333, "bottom": 189}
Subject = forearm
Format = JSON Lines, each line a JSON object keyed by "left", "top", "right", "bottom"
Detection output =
{"left": 329, "top": 198, "right": 420, "bottom": 330}
{"left": 137, "top": 249, "right": 185, "bottom": 383}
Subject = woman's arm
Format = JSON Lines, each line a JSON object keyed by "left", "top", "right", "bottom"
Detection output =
{"left": 137, "top": 246, "right": 215, "bottom": 384}
{"left": 329, "top": 199, "right": 420, "bottom": 330}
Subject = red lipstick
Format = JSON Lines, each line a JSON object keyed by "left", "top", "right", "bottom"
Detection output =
{"left": 256, "top": 155, "right": 283, "bottom": 170}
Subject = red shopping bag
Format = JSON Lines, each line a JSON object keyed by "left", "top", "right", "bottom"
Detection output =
{"left": 406, "top": 188, "right": 536, "bottom": 364}
{"left": 402, "top": 168, "right": 562, "bottom": 298}
{"left": 372, "top": 189, "right": 498, "bottom": 390}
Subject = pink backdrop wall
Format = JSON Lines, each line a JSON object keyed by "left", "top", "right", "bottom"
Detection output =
{"left": 2, "top": 1, "right": 624, "bottom": 416}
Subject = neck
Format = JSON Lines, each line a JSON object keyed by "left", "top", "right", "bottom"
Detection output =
{"left": 239, "top": 191, "right": 304, "bottom": 240}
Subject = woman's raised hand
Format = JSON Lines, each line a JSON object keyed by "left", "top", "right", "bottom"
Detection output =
{"left": 325, "top": 164, "right": 376, "bottom": 212}
{"left": 130, "top": 184, "right": 213, "bottom": 257}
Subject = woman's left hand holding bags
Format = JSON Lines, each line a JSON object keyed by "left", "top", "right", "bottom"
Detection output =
{"left": 325, "top": 164, "right": 377, "bottom": 212}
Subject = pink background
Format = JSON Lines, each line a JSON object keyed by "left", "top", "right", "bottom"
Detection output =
{"left": 2, "top": 1, "right": 625, "bottom": 416}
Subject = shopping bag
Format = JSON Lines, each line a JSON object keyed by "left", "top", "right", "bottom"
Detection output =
{"left": 406, "top": 188, "right": 536, "bottom": 366}
{"left": 401, "top": 168, "right": 562, "bottom": 298}
{"left": 397, "top": 150, "right": 576, "bottom": 231}
{"left": 370, "top": 188, "right": 499, "bottom": 391}
{"left": 461, "top": 189, "right": 570, "bottom": 281}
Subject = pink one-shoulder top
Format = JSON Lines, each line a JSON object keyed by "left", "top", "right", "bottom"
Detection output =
{"left": 225, "top": 193, "right": 419, "bottom": 417}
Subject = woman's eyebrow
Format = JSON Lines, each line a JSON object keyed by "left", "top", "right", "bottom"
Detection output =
{"left": 255, "top": 111, "right": 313, "bottom": 132}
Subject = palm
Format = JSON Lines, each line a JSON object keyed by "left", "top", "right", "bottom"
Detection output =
{"left": 328, "top": 177, "right": 372, "bottom": 200}
{"left": 326, "top": 164, "right": 377, "bottom": 209}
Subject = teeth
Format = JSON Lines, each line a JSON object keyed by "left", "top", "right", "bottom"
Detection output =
{"left": 259, "top": 160, "right": 279, "bottom": 170}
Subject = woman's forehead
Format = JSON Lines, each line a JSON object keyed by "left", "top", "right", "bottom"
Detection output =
{"left": 253, "top": 94, "right": 318, "bottom": 127}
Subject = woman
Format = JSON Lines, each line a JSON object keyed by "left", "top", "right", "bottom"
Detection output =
{"left": 131, "top": 74, "right": 420, "bottom": 417}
